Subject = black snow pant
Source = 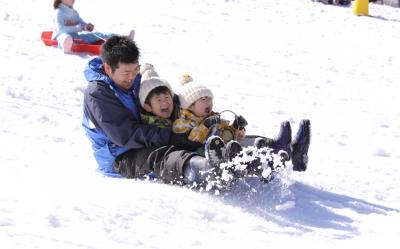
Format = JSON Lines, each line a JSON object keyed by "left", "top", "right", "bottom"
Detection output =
{"left": 112, "top": 145, "right": 198, "bottom": 184}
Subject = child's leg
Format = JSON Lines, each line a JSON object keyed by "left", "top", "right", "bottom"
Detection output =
{"left": 92, "top": 32, "right": 114, "bottom": 41}
{"left": 182, "top": 156, "right": 211, "bottom": 185}
{"left": 291, "top": 120, "right": 311, "bottom": 171}
{"left": 240, "top": 121, "right": 292, "bottom": 157}
{"left": 56, "top": 33, "right": 73, "bottom": 53}
{"left": 74, "top": 32, "right": 113, "bottom": 44}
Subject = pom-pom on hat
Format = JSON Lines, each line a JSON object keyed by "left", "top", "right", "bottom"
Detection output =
{"left": 178, "top": 75, "right": 214, "bottom": 109}
{"left": 179, "top": 73, "right": 193, "bottom": 84}
{"left": 139, "top": 63, "right": 173, "bottom": 108}
{"left": 140, "top": 63, "right": 159, "bottom": 79}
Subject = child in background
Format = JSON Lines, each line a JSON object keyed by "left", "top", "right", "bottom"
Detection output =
{"left": 52, "top": 0, "right": 134, "bottom": 53}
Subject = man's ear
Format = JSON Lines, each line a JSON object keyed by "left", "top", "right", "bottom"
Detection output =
{"left": 143, "top": 103, "right": 152, "bottom": 113}
{"left": 104, "top": 62, "right": 112, "bottom": 76}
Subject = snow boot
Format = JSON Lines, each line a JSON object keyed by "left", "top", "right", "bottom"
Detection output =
{"left": 183, "top": 136, "right": 226, "bottom": 188}
{"left": 273, "top": 121, "right": 292, "bottom": 157}
{"left": 128, "top": 29, "right": 135, "bottom": 41}
{"left": 225, "top": 140, "right": 243, "bottom": 162}
{"left": 58, "top": 34, "right": 73, "bottom": 53}
{"left": 291, "top": 119, "right": 311, "bottom": 172}
{"left": 205, "top": 136, "right": 226, "bottom": 168}
{"left": 254, "top": 121, "right": 291, "bottom": 160}
{"left": 221, "top": 140, "right": 245, "bottom": 180}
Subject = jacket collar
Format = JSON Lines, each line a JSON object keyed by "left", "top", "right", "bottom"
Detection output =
{"left": 84, "top": 57, "right": 137, "bottom": 92}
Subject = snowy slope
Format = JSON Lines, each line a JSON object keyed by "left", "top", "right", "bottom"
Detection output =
{"left": 1, "top": 0, "right": 400, "bottom": 248}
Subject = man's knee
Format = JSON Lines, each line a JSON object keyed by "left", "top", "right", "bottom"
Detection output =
{"left": 113, "top": 151, "right": 136, "bottom": 178}
{"left": 113, "top": 149, "right": 153, "bottom": 178}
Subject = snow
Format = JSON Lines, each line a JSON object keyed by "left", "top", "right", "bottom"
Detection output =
{"left": 1, "top": 0, "right": 400, "bottom": 248}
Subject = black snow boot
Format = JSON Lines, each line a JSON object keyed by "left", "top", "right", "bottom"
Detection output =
{"left": 254, "top": 121, "right": 291, "bottom": 159}
{"left": 205, "top": 136, "right": 226, "bottom": 168}
{"left": 225, "top": 140, "right": 243, "bottom": 162}
{"left": 273, "top": 121, "right": 292, "bottom": 157}
{"left": 183, "top": 136, "right": 227, "bottom": 189}
{"left": 291, "top": 119, "right": 311, "bottom": 172}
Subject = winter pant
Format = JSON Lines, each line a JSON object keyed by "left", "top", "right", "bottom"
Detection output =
{"left": 112, "top": 145, "right": 198, "bottom": 184}
{"left": 182, "top": 156, "right": 211, "bottom": 185}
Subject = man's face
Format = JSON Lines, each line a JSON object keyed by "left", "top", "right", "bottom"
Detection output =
{"left": 188, "top": 96, "right": 213, "bottom": 118}
{"left": 144, "top": 93, "right": 174, "bottom": 119}
{"left": 105, "top": 62, "right": 140, "bottom": 91}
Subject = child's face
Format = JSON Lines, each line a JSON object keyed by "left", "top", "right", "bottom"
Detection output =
{"left": 62, "top": 0, "right": 75, "bottom": 7}
{"left": 188, "top": 96, "right": 213, "bottom": 118}
{"left": 144, "top": 93, "right": 174, "bottom": 119}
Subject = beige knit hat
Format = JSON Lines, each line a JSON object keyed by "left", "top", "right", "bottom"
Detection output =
{"left": 139, "top": 64, "right": 173, "bottom": 107}
{"left": 178, "top": 79, "right": 214, "bottom": 109}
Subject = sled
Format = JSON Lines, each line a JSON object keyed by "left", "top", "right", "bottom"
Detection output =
{"left": 41, "top": 31, "right": 103, "bottom": 55}
{"left": 239, "top": 135, "right": 268, "bottom": 147}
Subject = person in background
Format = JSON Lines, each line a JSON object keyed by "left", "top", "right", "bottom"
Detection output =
{"left": 312, "top": 0, "right": 351, "bottom": 6}
{"left": 52, "top": 0, "right": 134, "bottom": 53}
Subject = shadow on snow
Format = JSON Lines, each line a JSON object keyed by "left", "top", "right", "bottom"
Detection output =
{"left": 218, "top": 176, "right": 399, "bottom": 239}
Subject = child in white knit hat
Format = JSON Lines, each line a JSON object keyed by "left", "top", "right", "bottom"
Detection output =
{"left": 172, "top": 75, "right": 246, "bottom": 144}
{"left": 139, "top": 64, "right": 176, "bottom": 128}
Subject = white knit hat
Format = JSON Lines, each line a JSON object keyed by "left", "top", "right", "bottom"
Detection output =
{"left": 178, "top": 81, "right": 214, "bottom": 109}
{"left": 139, "top": 64, "right": 173, "bottom": 107}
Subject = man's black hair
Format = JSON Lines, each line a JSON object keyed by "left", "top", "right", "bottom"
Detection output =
{"left": 101, "top": 35, "right": 140, "bottom": 73}
{"left": 145, "top": 86, "right": 172, "bottom": 106}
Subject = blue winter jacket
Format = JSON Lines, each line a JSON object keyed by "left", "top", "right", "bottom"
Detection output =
{"left": 82, "top": 58, "right": 171, "bottom": 173}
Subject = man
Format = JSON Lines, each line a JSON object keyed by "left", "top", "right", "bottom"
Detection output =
{"left": 82, "top": 35, "right": 311, "bottom": 187}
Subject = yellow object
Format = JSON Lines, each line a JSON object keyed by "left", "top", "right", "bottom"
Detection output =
{"left": 353, "top": 0, "right": 369, "bottom": 16}
{"left": 180, "top": 74, "right": 193, "bottom": 85}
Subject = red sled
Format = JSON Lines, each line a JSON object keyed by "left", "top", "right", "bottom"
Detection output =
{"left": 41, "top": 31, "right": 104, "bottom": 55}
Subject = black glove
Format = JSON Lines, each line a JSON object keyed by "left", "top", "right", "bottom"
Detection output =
{"left": 169, "top": 133, "right": 203, "bottom": 151}
{"left": 203, "top": 115, "right": 221, "bottom": 128}
{"left": 233, "top": 115, "right": 248, "bottom": 130}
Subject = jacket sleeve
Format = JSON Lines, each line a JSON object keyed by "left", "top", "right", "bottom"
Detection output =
{"left": 77, "top": 12, "right": 87, "bottom": 26}
{"left": 172, "top": 116, "right": 209, "bottom": 143}
{"left": 84, "top": 82, "right": 171, "bottom": 149}
{"left": 55, "top": 9, "right": 85, "bottom": 34}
